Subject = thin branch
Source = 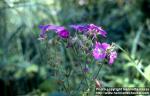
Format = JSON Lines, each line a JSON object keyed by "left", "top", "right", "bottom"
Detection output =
{"left": 94, "top": 63, "right": 103, "bottom": 79}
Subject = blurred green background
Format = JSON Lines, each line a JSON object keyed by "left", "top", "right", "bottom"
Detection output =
{"left": 0, "top": 0, "right": 150, "bottom": 96}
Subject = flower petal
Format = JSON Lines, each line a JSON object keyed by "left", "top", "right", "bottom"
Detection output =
{"left": 109, "top": 51, "right": 117, "bottom": 64}
{"left": 39, "top": 24, "right": 69, "bottom": 39}
{"left": 70, "top": 24, "right": 88, "bottom": 32}
{"left": 92, "top": 42, "right": 108, "bottom": 60}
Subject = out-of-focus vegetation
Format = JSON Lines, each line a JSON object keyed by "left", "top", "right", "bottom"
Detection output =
{"left": 0, "top": 0, "right": 150, "bottom": 96}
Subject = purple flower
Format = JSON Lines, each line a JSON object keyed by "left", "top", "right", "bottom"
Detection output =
{"left": 92, "top": 41, "right": 117, "bottom": 64}
{"left": 38, "top": 25, "right": 49, "bottom": 39}
{"left": 92, "top": 42, "right": 110, "bottom": 60}
{"left": 38, "top": 24, "right": 69, "bottom": 39}
{"left": 109, "top": 51, "right": 117, "bottom": 64}
{"left": 55, "top": 27, "right": 69, "bottom": 38}
{"left": 83, "top": 66, "right": 89, "bottom": 73}
{"left": 70, "top": 24, "right": 88, "bottom": 32}
{"left": 88, "top": 24, "right": 107, "bottom": 37}
{"left": 70, "top": 24, "right": 107, "bottom": 37}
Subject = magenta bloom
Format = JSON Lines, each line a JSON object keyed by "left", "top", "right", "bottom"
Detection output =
{"left": 109, "top": 51, "right": 117, "bottom": 64}
{"left": 55, "top": 27, "right": 69, "bottom": 38}
{"left": 70, "top": 24, "right": 107, "bottom": 37}
{"left": 70, "top": 24, "right": 88, "bottom": 32}
{"left": 88, "top": 24, "right": 107, "bottom": 37}
{"left": 39, "top": 24, "right": 69, "bottom": 39}
{"left": 92, "top": 42, "right": 117, "bottom": 64}
{"left": 92, "top": 42, "right": 110, "bottom": 60}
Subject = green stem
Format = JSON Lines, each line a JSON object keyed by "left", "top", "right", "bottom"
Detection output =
{"left": 66, "top": 77, "right": 71, "bottom": 96}
{"left": 73, "top": 46, "right": 89, "bottom": 89}
{"left": 116, "top": 44, "right": 150, "bottom": 82}
{"left": 94, "top": 63, "right": 103, "bottom": 79}
{"left": 63, "top": 82, "right": 71, "bottom": 96}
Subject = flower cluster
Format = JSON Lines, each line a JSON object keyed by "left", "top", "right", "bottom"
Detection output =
{"left": 38, "top": 24, "right": 117, "bottom": 64}
{"left": 70, "top": 24, "right": 107, "bottom": 37}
